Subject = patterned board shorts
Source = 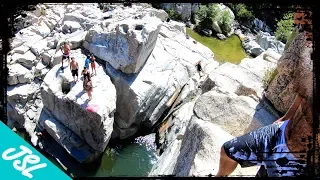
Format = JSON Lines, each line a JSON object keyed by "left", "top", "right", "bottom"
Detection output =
{"left": 223, "top": 120, "right": 307, "bottom": 177}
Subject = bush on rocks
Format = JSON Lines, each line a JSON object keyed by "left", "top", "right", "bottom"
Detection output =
{"left": 167, "top": 9, "right": 182, "bottom": 21}
{"left": 196, "top": 4, "right": 234, "bottom": 36}
{"left": 274, "top": 13, "right": 294, "bottom": 43}
{"left": 220, "top": 10, "right": 232, "bottom": 35}
{"left": 227, "top": 3, "right": 254, "bottom": 23}
{"left": 196, "top": 4, "right": 219, "bottom": 30}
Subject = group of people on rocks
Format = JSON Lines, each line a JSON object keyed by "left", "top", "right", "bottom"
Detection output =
{"left": 60, "top": 42, "right": 97, "bottom": 101}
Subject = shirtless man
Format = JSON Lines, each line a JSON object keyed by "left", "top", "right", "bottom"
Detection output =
{"left": 216, "top": 12, "right": 316, "bottom": 177}
{"left": 69, "top": 57, "right": 79, "bottom": 82}
{"left": 60, "top": 42, "right": 71, "bottom": 69}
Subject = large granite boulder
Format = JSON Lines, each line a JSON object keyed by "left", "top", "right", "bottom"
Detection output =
{"left": 11, "top": 50, "right": 37, "bottom": 69}
{"left": 106, "top": 21, "right": 216, "bottom": 139}
{"left": 239, "top": 52, "right": 278, "bottom": 80}
{"left": 83, "top": 14, "right": 163, "bottom": 74}
{"left": 242, "top": 38, "right": 265, "bottom": 57}
{"left": 37, "top": 109, "right": 99, "bottom": 163}
{"left": 208, "top": 62, "right": 265, "bottom": 98}
{"left": 150, "top": 117, "right": 260, "bottom": 176}
{"left": 8, "top": 63, "right": 34, "bottom": 85}
{"left": 41, "top": 49, "right": 117, "bottom": 153}
{"left": 62, "top": 21, "right": 83, "bottom": 33}
{"left": 194, "top": 89, "right": 277, "bottom": 137}
{"left": 7, "top": 82, "right": 42, "bottom": 135}
{"left": 256, "top": 31, "right": 285, "bottom": 55}
{"left": 265, "top": 32, "right": 312, "bottom": 113}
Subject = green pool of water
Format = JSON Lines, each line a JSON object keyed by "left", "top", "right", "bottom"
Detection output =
{"left": 186, "top": 28, "right": 248, "bottom": 64}
{"left": 15, "top": 130, "right": 158, "bottom": 177}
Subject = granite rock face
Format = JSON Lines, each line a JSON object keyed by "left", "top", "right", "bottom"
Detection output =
{"left": 265, "top": 32, "right": 312, "bottom": 113}
{"left": 41, "top": 49, "right": 117, "bottom": 153}
{"left": 256, "top": 31, "right": 285, "bottom": 55}
{"left": 106, "top": 20, "right": 216, "bottom": 139}
{"left": 83, "top": 14, "right": 163, "bottom": 74}
{"left": 149, "top": 117, "right": 260, "bottom": 176}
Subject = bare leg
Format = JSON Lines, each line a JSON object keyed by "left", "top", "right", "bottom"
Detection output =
{"left": 88, "top": 90, "right": 92, "bottom": 100}
{"left": 216, "top": 146, "right": 238, "bottom": 177}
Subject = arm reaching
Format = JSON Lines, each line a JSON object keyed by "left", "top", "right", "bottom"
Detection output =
{"left": 273, "top": 93, "right": 303, "bottom": 124}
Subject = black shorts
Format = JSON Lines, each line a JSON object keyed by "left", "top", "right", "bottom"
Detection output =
{"left": 71, "top": 69, "right": 78, "bottom": 77}
{"left": 62, "top": 54, "right": 70, "bottom": 60}
{"left": 222, "top": 121, "right": 306, "bottom": 177}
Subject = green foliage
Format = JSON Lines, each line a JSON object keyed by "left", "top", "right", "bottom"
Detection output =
{"left": 263, "top": 67, "right": 278, "bottom": 89}
{"left": 248, "top": 4, "right": 295, "bottom": 32}
{"left": 167, "top": 9, "right": 182, "bottom": 21}
{"left": 275, "top": 13, "right": 294, "bottom": 43}
{"left": 196, "top": 4, "right": 233, "bottom": 35}
{"left": 228, "top": 3, "right": 254, "bottom": 22}
{"left": 220, "top": 10, "right": 232, "bottom": 35}
{"left": 284, "top": 27, "right": 299, "bottom": 51}
{"left": 196, "top": 4, "right": 219, "bottom": 30}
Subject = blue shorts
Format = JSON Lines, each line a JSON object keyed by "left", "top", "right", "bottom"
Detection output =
{"left": 223, "top": 120, "right": 307, "bottom": 177}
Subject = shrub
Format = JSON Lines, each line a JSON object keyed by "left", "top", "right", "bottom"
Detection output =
{"left": 228, "top": 3, "right": 254, "bottom": 22}
{"left": 220, "top": 10, "right": 232, "bottom": 35}
{"left": 196, "top": 4, "right": 233, "bottom": 35}
{"left": 167, "top": 9, "right": 182, "bottom": 21}
{"left": 284, "top": 27, "right": 299, "bottom": 51}
{"left": 263, "top": 67, "right": 278, "bottom": 89}
{"left": 196, "top": 4, "right": 219, "bottom": 30}
{"left": 275, "top": 13, "right": 294, "bottom": 43}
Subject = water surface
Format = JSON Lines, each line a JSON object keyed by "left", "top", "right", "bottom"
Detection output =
{"left": 15, "top": 130, "right": 158, "bottom": 177}
{"left": 186, "top": 28, "right": 248, "bottom": 64}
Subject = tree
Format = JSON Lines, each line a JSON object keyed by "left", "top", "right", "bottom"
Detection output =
{"left": 196, "top": 4, "right": 219, "bottom": 30}
{"left": 275, "top": 13, "right": 294, "bottom": 43}
{"left": 167, "top": 9, "right": 182, "bottom": 21}
{"left": 220, "top": 10, "right": 232, "bottom": 35}
{"left": 227, "top": 3, "right": 254, "bottom": 22}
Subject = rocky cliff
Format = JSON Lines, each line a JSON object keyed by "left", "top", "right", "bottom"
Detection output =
{"left": 6, "top": 3, "right": 216, "bottom": 164}
{"left": 6, "top": 3, "right": 292, "bottom": 177}
{"left": 265, "top": 32, "right": 312, "bottom": 113}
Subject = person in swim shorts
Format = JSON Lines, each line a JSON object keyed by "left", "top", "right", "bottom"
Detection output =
{"left": 69, "top": 57, "right": 79, "bottom": 82}
{"left": 60, "top": 42, "right": 71, "bottom": 69}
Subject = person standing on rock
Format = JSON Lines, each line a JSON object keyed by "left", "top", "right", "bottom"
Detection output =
{"left": 90, "top": 54, "right": 97, "bottom": 76}
{"left": 82, "top": 67, "right": 91, "bottom": 90}
{"left": 60, "top": 42, "right": 71, "bottom": 70}
{"left": 196, "top": 60, "right": 205, "bottom": 77}
{"left": 215, "top": 30, "right": 315, "bottom": 176}
{"left": 84, "top": 55, "right": 91, "bottom": 72}
{"left": 84, "top": 76, "right": 93, "bottom": 101}
{"left": 70, "top": 57, "right": 79, "bottom": 82}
